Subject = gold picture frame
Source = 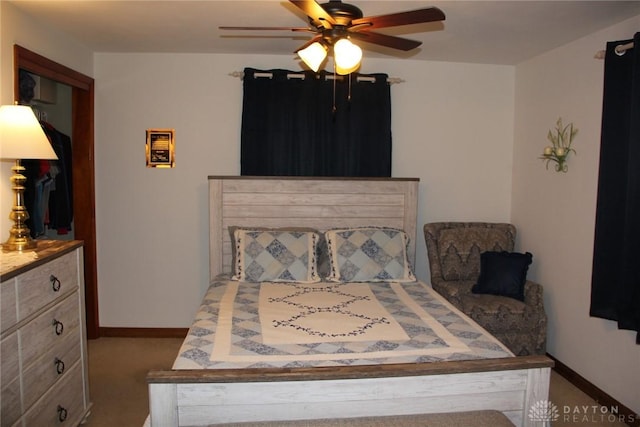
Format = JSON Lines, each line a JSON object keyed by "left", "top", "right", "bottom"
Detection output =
{"left": 146, "top": 128, "right": 175, "bottom": 168}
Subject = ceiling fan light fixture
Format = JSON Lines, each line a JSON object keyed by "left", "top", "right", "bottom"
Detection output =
{"left": 222, "top": 2, "right": 447, "bottom": 69}
{"left": 333, "top": 38, "right": 362, "bottom": 75}
{"left": 298, "top": 41, "right": 328, "bottom": 72}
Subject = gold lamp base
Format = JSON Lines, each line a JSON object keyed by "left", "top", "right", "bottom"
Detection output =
{"left": 3, "top": 236, "right": 37, "bottom": 252}
{"left": 2, "top": 160, "right": 37, "bottom": 252}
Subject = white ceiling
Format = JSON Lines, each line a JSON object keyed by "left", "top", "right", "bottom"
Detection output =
{"left": 8, "top": 0, "right": 640, "bottom": 65}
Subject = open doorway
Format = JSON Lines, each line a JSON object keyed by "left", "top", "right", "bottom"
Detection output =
{"left": 14, "top": 45, "right": 99, "bottom": 339}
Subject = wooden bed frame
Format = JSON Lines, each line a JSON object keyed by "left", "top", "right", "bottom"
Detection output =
{"left": 147, "top": 176, "right": 553, "bottom": 427}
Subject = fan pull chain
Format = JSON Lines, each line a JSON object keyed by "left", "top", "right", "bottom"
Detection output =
{"left": 348, "top": 73, "right": 352, "bottom": 103}
{"left": 332, "top": 65, "right": 337, "bottom": 118}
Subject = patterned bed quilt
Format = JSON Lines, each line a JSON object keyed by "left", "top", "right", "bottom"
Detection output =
{"left": 173, "top": 276, "right": 513, "bottom": 369}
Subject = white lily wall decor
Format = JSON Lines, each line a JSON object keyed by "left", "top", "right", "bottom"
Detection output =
{"left": 540, "top": 117, "right": 578, "bottom": 173}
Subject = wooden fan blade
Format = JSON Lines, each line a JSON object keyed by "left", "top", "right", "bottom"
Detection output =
{"left": 349, "top": 31, "right": 422, "bottom": 51}
{"left": 351, "top": 7, "right": 445, "bottom": 30}
{"left": 219, "top": 26, "right": 313, "bottom": 32}
{"left": 294, "top": 35, "right": 324, "bottom": 53}
{"left": 289, "top": 0, "right": 336, "bottom": 28}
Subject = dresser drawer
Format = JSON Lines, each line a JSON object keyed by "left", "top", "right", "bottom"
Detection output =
{"left": 22, "top": 326, "right": 82, "bottom": 409}
{"left": 17, "top": 250, "right": 79, "bottom": 321}
{"left": 1, "top": 333, "right": 20, "bottom": 427}
{"left": 0, "top": 332, "right": 19, "bottom": 385}
{"left": 0, "top": 377, "right": 21, "bottom": 427}
{"left": 0, "top": 279, "right": 17, "bottom": 333}
{"left": 19, "top": 292, "right": 80, "bottom": 370}
{"left": 23, "top": 360, "right": 86, "bottom": 427}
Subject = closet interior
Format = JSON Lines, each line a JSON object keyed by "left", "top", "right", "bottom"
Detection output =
{"left": 19, "top": 69, "right": 74, "bottom": 241}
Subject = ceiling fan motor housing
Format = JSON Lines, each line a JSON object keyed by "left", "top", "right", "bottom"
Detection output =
{"left": 318, "top": 0, "right": 363, "bottom": 27}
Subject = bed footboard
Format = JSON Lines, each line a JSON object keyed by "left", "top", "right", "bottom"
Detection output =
{"left": 147, "top": 355, "right": 553, "bottom": 427}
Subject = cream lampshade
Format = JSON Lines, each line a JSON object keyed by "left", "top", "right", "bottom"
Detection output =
{"left": 298, "top": 41, "right": 328, "bottom": 72}
{"left": 333, "top": 38, "right": 362, "bottom": 75}
{"left": 0, "top": 104, "right": 58, "bottom": 251}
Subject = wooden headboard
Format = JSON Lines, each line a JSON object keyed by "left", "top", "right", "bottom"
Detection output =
{"left": 208, "top": 176, "right": 419, "bottom": 282}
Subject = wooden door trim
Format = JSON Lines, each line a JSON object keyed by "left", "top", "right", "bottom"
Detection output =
{"left": 14, "top": 45, "right": 100, "bottom": 339}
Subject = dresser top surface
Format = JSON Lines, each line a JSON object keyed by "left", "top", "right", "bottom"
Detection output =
{"left": 1, "top": 240, "right": 83, "bottom": 281}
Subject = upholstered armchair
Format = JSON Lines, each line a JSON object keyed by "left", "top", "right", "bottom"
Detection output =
{"left": 423, "top": 222, "right": 547, "bottom": 356}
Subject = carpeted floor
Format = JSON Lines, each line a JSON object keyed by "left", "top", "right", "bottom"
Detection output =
{"left": 83, "top": 337, "right": 183, "bottom": 427}
{"left": 82, "top": 337, "right": 630, "bottom": 427}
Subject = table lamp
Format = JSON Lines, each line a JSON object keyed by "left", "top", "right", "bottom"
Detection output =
{"left": 0, "top": 104, "right": 58, "bottom": 251}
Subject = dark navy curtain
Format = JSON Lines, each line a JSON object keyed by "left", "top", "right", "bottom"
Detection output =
{"left": 590, "top": 33, "right": 640, "bottom": 344}
{"left": 240, "top": 68, "right": 392, "bottom": 177}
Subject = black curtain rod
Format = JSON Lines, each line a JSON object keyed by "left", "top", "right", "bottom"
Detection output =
{"left": 228, "top": 71, "right": 405, "bottom": 84}
{"left": 594, "top": 41, "right": 634, "bottom": 60}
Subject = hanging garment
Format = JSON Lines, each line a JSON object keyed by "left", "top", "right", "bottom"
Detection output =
{"left": 43, "top": 123, "right": 73, "bottom": 234}
{"left": 23, "top": 122, "right": 73, "bottom": 237}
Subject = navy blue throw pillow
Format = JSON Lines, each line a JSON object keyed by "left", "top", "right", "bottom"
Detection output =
{"left": 472, "top": 251, "right": 533, "bottom": 302}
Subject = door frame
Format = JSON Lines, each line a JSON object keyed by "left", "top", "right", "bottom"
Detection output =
{"left": 14, "top": 45, "right": 100, "bottom": 339}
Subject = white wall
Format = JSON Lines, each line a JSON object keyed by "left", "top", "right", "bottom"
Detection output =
{"left": 512, "top": 16, "right": 640, "bottom": 413}
{"left": 93, "top": 53, "right": 514, "bottom": 326}
{"left": 0, "top": 1, "right": 93, "bottom": 241}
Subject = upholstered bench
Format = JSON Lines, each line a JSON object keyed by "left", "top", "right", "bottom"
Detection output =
{"left": 216, "top": 410, "right": 516, "bottom": 426}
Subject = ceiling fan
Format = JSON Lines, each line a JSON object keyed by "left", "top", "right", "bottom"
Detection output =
{"left": 220, "top": 0, "right": 446, "bottom": 74}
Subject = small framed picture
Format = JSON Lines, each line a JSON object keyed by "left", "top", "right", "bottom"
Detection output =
{"left": 146, "top": 129, "right": 175, "bottom": 168}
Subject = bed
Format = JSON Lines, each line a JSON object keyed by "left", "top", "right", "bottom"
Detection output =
{"left": 147, "top": 176, "right": 553, "bottom": 427}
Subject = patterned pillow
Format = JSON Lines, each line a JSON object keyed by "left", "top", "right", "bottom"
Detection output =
{"left": 325, "top": 227, "right": 416, "bottom": 282}
{"left": 232, "top": 228, "right": 320, "bottom": 283}
{"left": 229, "top": 226, "right": 320, "bottom": 274}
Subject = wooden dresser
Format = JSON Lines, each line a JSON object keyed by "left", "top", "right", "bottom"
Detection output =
{"left": 1, "top": 240, "right": 91, "bottom": 426}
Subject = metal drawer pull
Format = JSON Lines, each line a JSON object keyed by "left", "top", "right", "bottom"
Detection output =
{"left": 53, "top": 319, "right": 64, "bottom": 335}
{"left": 57, "top": 405, "right": 68, "bottom": 422}
{"left": 54, "top": 357, "right": 65, "bottom": 374}
{"left": 50, "top": 275, "right": 61, "bottom": 292}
